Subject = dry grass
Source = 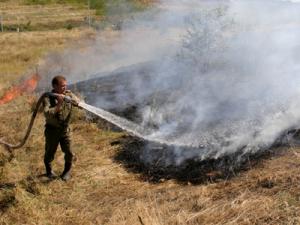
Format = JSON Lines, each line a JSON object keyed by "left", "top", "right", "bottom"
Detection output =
{"left": 1, "top": 1, "right": 300, "bottom": 225}
{"left": 0, "top": 0, "right": 97, "bottom": 31}
{"left": 0, "top": 0, "right": 97, "bottom": 92}
{"left": 0, "top": 28, "right": 96, "bottom": 92}
{"left": 2, "top": 113, "right": 300, "bottom": 225}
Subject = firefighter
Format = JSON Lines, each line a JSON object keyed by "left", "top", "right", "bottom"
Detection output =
{"left": 43, "top": 75, "right": 79, "bottom": 181}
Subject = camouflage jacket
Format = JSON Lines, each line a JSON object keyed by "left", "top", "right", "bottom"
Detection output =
{"left": 43, "top": 90, "right": 78, "bottom": 129}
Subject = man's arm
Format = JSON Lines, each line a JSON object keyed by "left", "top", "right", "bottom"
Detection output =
{"left": 65, "top": 91, "right": 82, "bottom": 106}
{"left": 43, "top": 95, "right": 64, "bottom": 118}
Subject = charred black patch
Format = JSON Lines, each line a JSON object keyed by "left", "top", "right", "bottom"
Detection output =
{"left": 114, "top": 135, "right": 282, "bottom": 184}
{"left": 257, "top": 178, "right": 276, "bottom": 189}
{"left": 21, "top": 176, "right": 40, "bottom": 195}
{"left": 69, "top": 62, "right": 297, "bottom": 184}
{"left": 0, "top": 183, "right": 16, "bottom": 190}
{"left": 110, "top": 140, "right": 121, "bottom": 146}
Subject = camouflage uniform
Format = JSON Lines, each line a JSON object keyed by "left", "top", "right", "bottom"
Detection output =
{"left": 43, "top": 90, "right": 77, "bottom": 177}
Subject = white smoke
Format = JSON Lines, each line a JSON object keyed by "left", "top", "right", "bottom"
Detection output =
{"left": 138, "top": 0, "right": 300, "bottom": 163}
{"left": 141, "top": 0, "right": 300, "bottom": 162}
{"left": 39, "top": 0, "right": 300, "bottom": 164}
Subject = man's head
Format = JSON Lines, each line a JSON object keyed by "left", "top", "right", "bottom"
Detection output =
{"left": 52, "top": 75, "right": 67, "bottom": 94}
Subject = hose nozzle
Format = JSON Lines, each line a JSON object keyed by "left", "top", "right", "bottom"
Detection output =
{"left": 63, "top": 95, "right": 79, "bottom": 106}
{"left": 46, "top": 92, "right": 79, "bottom": 106}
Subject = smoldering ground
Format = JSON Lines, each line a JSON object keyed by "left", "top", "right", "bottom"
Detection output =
{"left": 38, "top": 0, "right": 300, "bottom": 166}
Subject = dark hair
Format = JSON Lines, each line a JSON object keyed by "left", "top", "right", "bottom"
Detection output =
{"left": 52, "top": 75, "right": 66, "bottom": 87}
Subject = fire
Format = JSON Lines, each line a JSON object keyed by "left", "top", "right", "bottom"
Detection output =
{"left": 0, "top": 74, "right": 40, "bottom": 105}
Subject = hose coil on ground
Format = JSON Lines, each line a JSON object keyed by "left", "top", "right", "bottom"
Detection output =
{"left": 0, "top": 92, "right": 68, "bottom": 150}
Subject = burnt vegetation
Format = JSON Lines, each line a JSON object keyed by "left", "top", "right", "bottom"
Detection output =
{"left": 72, "top": 61, "right": 298, "bottom": 185}
{"left": 114, "top": 135, "right": 288, "bottom": 185}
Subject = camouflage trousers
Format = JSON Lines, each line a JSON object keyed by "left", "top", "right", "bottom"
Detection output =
{"left": 44, "top": 125, "right": 73, "bottom": 165}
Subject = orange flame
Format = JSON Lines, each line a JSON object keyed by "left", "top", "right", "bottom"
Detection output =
{"left": 0, "top": 74, "right": 40, "bottom": 105}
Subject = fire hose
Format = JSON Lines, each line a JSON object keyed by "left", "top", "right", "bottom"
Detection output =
{"left": 0, "top": 92, "right": 79, "bottom": 150}
{"left": 0, "top": 90, "right": 152, "bottom": 151}
{"left": 0, "top": 92, "right": 199, "bottom": 151}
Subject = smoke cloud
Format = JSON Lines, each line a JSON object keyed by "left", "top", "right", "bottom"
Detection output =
{"left": 39, "top": 0, "right": 300, "bottom": 165}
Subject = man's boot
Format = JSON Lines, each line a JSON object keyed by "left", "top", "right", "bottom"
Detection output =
{"left": 45, "top": 163, "right": 57, "bottom": 179}
{"left": 60, "top": 162, "right": 72, "bottom": 181}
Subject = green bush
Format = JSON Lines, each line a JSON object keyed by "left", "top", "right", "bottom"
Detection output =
{"left": 65, "top": 23, "right": 73, "bottom": 30}
{"left": 90, "top": 0, "right": 106, "bottom": 16}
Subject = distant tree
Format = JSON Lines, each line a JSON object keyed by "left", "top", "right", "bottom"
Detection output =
{"left": 179, "top": 6, "right": 234, "bottom": 74}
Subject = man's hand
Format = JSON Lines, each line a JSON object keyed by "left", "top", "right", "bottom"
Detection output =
{"left": 55, "top": 94, "right": 65, "bottom": 113}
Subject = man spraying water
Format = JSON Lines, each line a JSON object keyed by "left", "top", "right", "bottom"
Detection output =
{"left": 43, "top": 75, "right": 80, "bottom": 181}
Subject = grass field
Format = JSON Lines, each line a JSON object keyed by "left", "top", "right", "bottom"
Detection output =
{"left": 0, "top": 0, "right": 153, "bottom": 32}
{"left": 1, "top": 1, "right": 300, "bottom": 224}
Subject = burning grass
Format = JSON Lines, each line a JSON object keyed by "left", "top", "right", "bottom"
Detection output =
{"left": 0, "top": 74, "right": 40, "bottom": 105}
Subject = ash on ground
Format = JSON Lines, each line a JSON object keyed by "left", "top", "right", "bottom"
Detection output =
{"left": 112, "top": 134, "right": 293, "bottom": 184}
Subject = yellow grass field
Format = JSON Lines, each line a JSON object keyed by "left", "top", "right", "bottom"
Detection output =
{"left": 1, "top": 1, "right": 300, "bottom": 225}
